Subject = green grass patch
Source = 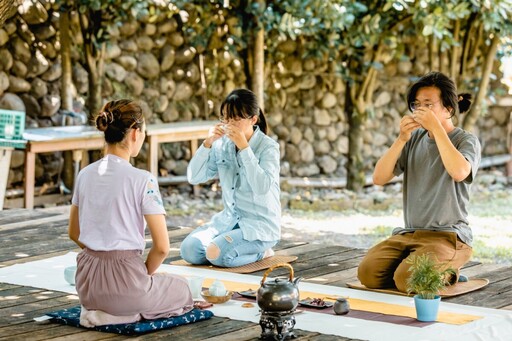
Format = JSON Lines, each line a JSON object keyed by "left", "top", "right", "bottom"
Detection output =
{"left": 471, "top": 239, "right": 512, "bottom": 264}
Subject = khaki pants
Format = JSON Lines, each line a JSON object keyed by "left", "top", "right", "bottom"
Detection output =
{"left": 357, "top": 230, "right": 472, "bottom": 293}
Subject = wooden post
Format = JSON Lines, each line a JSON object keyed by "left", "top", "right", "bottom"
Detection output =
{"left": 252, "top": 0, "right": 265, "bottom": 110}
{"left": 0, "top": 148, "right": 12, "bottom": 210}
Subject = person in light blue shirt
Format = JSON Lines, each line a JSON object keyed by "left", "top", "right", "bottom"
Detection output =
{"left": 180, "top": 89, "right": 281, "bottom": 267}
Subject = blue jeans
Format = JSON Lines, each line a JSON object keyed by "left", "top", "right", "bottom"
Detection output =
{"left": 180, "top": 224, "right": 277, "bottom": 268}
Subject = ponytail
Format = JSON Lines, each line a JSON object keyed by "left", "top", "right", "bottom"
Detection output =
{"left": 257, "top": 108, "right": 268, "bottom": 135}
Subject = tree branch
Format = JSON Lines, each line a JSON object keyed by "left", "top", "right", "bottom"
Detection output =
{"left": 463, "top": 33, "right": 500, "bottom": 131}
{"left": 450, "top": 19, "right": 460, "bottom": 82}
{"left": 460, "top": 12, "right": 477, "bottom": 77}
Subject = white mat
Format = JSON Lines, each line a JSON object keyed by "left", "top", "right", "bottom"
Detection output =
{"left": 1, "top": 252, "right": 511, "bottom": 341}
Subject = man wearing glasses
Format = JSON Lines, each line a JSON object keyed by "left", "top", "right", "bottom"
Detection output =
{"left": 357, "top": 71, "right": 481, "bottom": 293}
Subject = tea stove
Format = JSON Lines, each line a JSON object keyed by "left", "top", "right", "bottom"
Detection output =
{"left": 259, "top": 309, "right": 296, "bottom": 340}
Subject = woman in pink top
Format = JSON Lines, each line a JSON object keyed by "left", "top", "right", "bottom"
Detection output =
{"left": 68, "top": 99, "right": 197, "bottom": 325}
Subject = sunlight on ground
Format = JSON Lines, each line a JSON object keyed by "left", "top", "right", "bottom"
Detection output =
{"left": 281, "top": 209, "right": 512, "bottom": 264}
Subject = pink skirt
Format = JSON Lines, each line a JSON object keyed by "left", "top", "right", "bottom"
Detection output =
{"left": 76, "top": 248, "right": 193, "bottom": 319}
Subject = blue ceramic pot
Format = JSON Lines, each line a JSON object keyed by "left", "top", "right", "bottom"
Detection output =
{"left": 414, "top": 294, "right": 441, "bottom": 322}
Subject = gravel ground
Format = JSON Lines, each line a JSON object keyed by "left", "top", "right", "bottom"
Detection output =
{"left": 164, "top": 169, "right": 512, "bottom": 265}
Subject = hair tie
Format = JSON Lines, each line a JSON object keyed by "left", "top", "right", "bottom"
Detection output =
{"left": 100, "top": 111, "right": 114, "bottom": 124}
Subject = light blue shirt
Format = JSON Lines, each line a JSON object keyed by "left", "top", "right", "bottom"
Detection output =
{"left": 187, "top": 127, "right": 281, "bottom": 242}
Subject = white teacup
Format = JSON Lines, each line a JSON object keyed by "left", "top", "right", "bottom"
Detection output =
{"left": 64, "top": 266, "right": 77, "bottom": 286}
{"left": 187, "top": 276, "right": 204, "bottom": 299}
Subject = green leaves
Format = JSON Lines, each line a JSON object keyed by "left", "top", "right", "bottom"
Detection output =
{"left": 406, "top": 253, "right": 456, "bottom": 300}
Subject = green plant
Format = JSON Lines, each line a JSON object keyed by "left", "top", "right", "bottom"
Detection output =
{"left": 406, "top": 253, "right": 455, "bottom": 300}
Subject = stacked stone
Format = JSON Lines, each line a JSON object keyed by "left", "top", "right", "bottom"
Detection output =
{"left": 0, "top": 1, "right": 509, "bottom": 191}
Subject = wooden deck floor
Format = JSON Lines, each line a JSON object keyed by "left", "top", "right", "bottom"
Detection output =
{"left": 1, "top": 207, "right": 511, "bottom": 340}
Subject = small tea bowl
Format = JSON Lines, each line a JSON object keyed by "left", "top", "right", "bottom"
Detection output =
{"left": 64, "top": 266, "right": 77, "bottom": 286}
{"left": 200, "top": 290, "right": 233, "bottom": 304}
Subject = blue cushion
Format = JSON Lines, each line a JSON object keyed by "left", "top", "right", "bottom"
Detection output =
{"left": 46, "top": 306, "right": 214, "bottom": 335}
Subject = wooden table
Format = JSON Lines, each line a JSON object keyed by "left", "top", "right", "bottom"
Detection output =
{"left": 22, "top": 126, "right": 105, "bottom": 209}
{"left": 20, "top": 121, "right": 216, "bottom": 209}
{"left": 145, "top": 121, "right": 215, "bottom": 176}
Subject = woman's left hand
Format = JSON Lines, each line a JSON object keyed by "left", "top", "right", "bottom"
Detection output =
{"left": 224, "top": 124, "right": 249, "bottom": 150}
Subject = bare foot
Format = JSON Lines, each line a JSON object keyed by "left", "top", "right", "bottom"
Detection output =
{"left": 194, "top": 301, "right": 213, "bottom": 309}
{"left": 263, "top": 248, "right": 275, "bottom": 259}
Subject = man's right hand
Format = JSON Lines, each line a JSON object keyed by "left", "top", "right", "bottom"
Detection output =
{"left": 398, "top": 115, "right": 421, "bottom": 142}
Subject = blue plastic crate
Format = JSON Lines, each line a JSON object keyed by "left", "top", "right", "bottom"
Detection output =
{"left": 0, "top": 109, "right": 25, "bottom": 148}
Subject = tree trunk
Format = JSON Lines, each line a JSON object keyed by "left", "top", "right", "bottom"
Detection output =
{"left": 345, "top": 81, "right": 365, "bottom": 192}
{"left": 83, "top": 37, "right": 105, "bottom": 120}
{"left": 87, "top": 63, "right": 103, "bottom": 120}
{"left": 462, "top": 34, "right": 500, "bottom": 131}
{"left": 59, "top": 10, "right": 74, "bottom": 190}
{"left": 60, "top": 11, "right": 73, "bottom": 112}
{"left": 450, "top": 20, "right": 460, "bottom": 83}
{"left": 347, "top": 112, "right": 365, "bottom": 192}
{"left": 251, "top": 0, "right": 265, "bottom": 110}
{"left": 428, "top": 35, "right": 435, "bottom": 71}
{"left": 79, "top": 11, "right": 105, "bottom": 120}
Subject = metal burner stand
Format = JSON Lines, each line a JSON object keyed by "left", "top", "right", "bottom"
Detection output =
{"left": 259, "top": 310, "right": 297, "bottom": 340}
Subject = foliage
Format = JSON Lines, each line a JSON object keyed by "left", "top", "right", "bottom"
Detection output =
{"left": 406, "top": 253, "right": 455, "bottom": 300}
{"left": 174, "top": 0, "right": 245, "bottom": 53}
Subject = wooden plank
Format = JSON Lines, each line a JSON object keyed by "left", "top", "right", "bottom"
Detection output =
{"left": 200, "top": 324, "right": 262, "bottom": 341}
{"left": 135, "top": 317, "right": 230, "bottom": 340}
{"left": 295, "top": 253, "right": 366, "bottom": 280}
{"left": 253, "top": 248, "right": 364, "bottom": 278}
{"left": 0, "top": 293, "right": 78, "bottom": 325}
{"left": 0, "top": 214, "right": 68, "bottom": 232}
{"left": 0, "top": 234, "right": 77, "bottom": 263}
{"left": 0, "top": 284, "right": 19, "bottom": 292}
{"left": 275, "top": 243, "right": 320, "bottom": 256}
{"left": 38, "top": 330, "right": 120, "bottom": 341}
{"left": 300, "top": 335, "right": 355, "bottom": 340}
{"left": 0, "top": 209, "right": 59, "bottom": 225}
{"left": 0, "top": 287, "right": 47, "bottom": 309}
{"left": 444, "top": 266, "right": 512, "bottom": 308}
{"left": 0, "top": 250, "right": 77, "bottom": 267}
{"left": 0, "top": 322, "right": 64, "bottom": 341}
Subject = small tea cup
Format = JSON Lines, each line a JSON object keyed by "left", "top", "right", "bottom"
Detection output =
{"left": 64, "top": 266, "right": 77, "bottom": 286}
{"left": 187, "top": 276, "right": 204, "bottom": 299}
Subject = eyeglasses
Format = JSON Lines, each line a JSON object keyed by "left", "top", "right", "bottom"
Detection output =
{"left": 410, "top": 100, "right": 441, "bottom": 111}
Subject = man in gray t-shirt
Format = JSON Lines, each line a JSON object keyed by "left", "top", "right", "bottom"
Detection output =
{"left": 357, "top": 72, "right": 481, "bottom": 293}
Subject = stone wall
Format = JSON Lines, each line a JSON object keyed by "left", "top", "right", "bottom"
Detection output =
{"left": 0, "top": 1, "right": 510, "bottom": 190}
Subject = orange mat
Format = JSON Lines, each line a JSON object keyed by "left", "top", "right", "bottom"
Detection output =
{"left": 170, "top": 255, "right": 298, "bottom": 274}
{"left": 195, "top": 278, "right": 482, "bottom": 325}
{"left": 346, "top": 278, "right": 489, "bottom": 297}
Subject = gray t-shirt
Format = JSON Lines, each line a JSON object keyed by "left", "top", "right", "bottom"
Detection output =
{"left": 392, "top": 128, "right": 481, "bottom": 246}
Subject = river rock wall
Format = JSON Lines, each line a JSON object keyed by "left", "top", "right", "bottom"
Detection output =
{"left": 1, "top": 1, "right": 510, "bottom": 189}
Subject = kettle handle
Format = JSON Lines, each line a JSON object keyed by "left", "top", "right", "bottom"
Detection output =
{"left": 260, "top": 263, "right": 294, "bottom": 285}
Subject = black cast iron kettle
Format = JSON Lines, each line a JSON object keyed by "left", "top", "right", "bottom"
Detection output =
{"left": 257, "top": 263, "right": 302, "bottom": 312}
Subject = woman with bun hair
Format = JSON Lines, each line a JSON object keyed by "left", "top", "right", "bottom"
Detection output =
{"left": 358, "top": 72, "right": 482, "bottom": 293}
{"left": 68, "top": 99, "right": 195, "bottom": 326}
{"left": 180, "top": 89, "right": 281, "bottom": 268}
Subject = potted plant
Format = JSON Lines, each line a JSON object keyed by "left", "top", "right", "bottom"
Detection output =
{"left": 406, "top": 253, "right": 455, "bottom": 322}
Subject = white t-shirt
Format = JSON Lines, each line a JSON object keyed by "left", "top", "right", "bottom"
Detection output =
{"left": 72, "top": 154, "right": 166, "bottom": 251}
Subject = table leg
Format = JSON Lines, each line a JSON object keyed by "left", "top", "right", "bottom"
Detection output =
{"left": 24, "top": 151, "right": 35, "bottom": 209}
{"left": 148, "top": 136, "right": 158, "bottom": 177}
{"left": 72, "top": 150, "right": 83, "bottom": 192}
{"left": 0, "top": 148, "right": 13, "bottom": 210}
{"left": 190, "top": 139, "right": 200, "bottom": 196}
